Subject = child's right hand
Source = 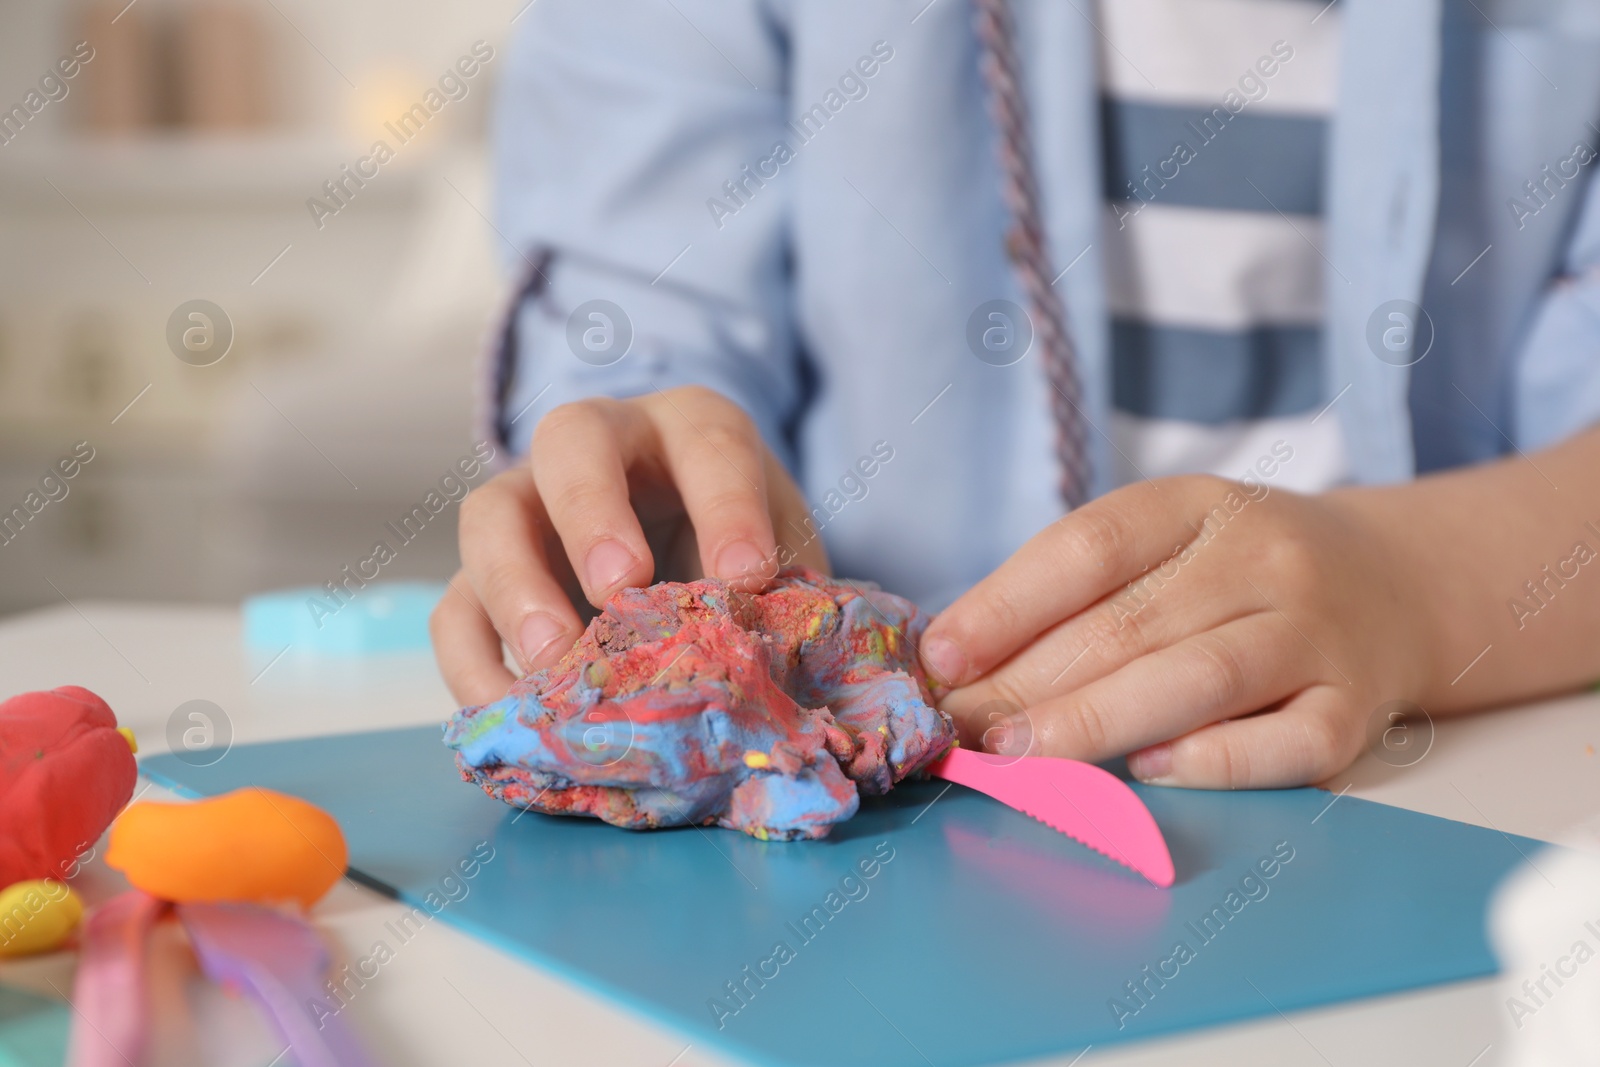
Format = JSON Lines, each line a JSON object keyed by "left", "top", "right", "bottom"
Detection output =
{"left": 431, "top": 386, "right": 825, "bottom": 706}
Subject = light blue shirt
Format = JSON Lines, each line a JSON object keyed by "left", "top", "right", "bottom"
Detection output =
{"left": 491, "top": 0, "right": 1600, "bottom": 610}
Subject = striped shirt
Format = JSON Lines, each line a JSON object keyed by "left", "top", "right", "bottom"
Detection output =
{"left": 1097, "top": 0, "right": 1347, "bottom": 491}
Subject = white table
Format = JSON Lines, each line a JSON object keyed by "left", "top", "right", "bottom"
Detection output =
{"left": 2, "top": 602, "right": 1597, "bottom": 1067}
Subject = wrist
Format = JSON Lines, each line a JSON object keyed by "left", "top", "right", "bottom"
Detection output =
{"left": 1321, "top": 485, "right": 1459, "bottom": 709}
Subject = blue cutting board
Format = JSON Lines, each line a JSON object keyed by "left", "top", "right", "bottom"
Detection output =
{"left": 142, "top": 727, "right": 1534, "bottom": 1067}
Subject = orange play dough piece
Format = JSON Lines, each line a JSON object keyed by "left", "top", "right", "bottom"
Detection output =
{"left": 105, "top": 788, "right": 347, "bottom": 908}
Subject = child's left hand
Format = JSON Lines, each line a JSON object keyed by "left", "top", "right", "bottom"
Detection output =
{"left": 921, "top": 476, "right": 1437, "bottom": 789}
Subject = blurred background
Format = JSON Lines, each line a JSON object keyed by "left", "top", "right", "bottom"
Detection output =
{"left": 0, "top": 0, "right": 521, "bottom": 615}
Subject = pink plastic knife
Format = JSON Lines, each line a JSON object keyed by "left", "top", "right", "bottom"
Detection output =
{"left": 927, "top": 747, "right": 1176, "bottom": 888}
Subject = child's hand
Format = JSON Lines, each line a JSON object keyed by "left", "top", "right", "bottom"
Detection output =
{"left": 922, "top": 476, "right": 1438, "bottom": 789}
{"left": 432, "top": 386, "right": 824, "bottom": 706}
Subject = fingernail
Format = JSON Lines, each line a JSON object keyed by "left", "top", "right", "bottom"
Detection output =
{"left": 987, "top": 714, "right": 1034, "bottom": 757}
{"left": 1128, "top": 743, "right": 1173, "bottom": 782}
{"left": 584, "top": 539, "right": 638, "bottom": 593}
{"left": 518, "top": 612, "right": 567, "bottom": 669}
{"left": 715, "top": 541, "right": 768, "bottom": 582}
{"left": 921, "top": 636, "right": 969, "bottom": 688}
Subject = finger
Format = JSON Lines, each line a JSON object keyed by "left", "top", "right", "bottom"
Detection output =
{"left": 921, "top": 477, "right": 1235, "bottom": 687}
{"left": 645, "top": 388, "right": 778, "bottom": 589}
{"left": 940, "top": 553, "right": 1254, "bottom": 718}
{"left": 458, "top": 468, "right": 585, "bottom": 670}
{"left": 1126, "top": 686, "right": 1360, "bottom": 789}
{"left": 529, "top": 399, "right": 656, "bottom": 604}
{"left": 988, "top": 611, "right": 1313, "bottom": 764}
{"left": 431, "top": 574, "right": 519, "bottom": 707}
{"left": 766, "top": 451, "right": 831, "bottom": 573}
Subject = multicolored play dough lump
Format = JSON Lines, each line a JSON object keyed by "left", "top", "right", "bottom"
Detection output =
{"left": 444, "top": 568, "right": 956, "bottom": 840}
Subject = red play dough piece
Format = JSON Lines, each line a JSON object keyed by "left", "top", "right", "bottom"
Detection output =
{"left": 0, "top": 686, "right": 138, "bottom": 886}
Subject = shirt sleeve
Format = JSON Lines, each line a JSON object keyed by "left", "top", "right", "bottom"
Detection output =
{"left": 484, "top": 0, "right": 805, "bottom": 473}
{"left": 1512, "top": 157, "right": 1600, "bottom": 451}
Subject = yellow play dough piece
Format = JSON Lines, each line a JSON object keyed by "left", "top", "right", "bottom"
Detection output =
{"left": 0, "top": 880, "right": 84, "bottom": 957}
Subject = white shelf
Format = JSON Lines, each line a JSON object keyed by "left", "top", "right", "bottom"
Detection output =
{"left": 0, "top": 133, "right": 461, "bottom": 205}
